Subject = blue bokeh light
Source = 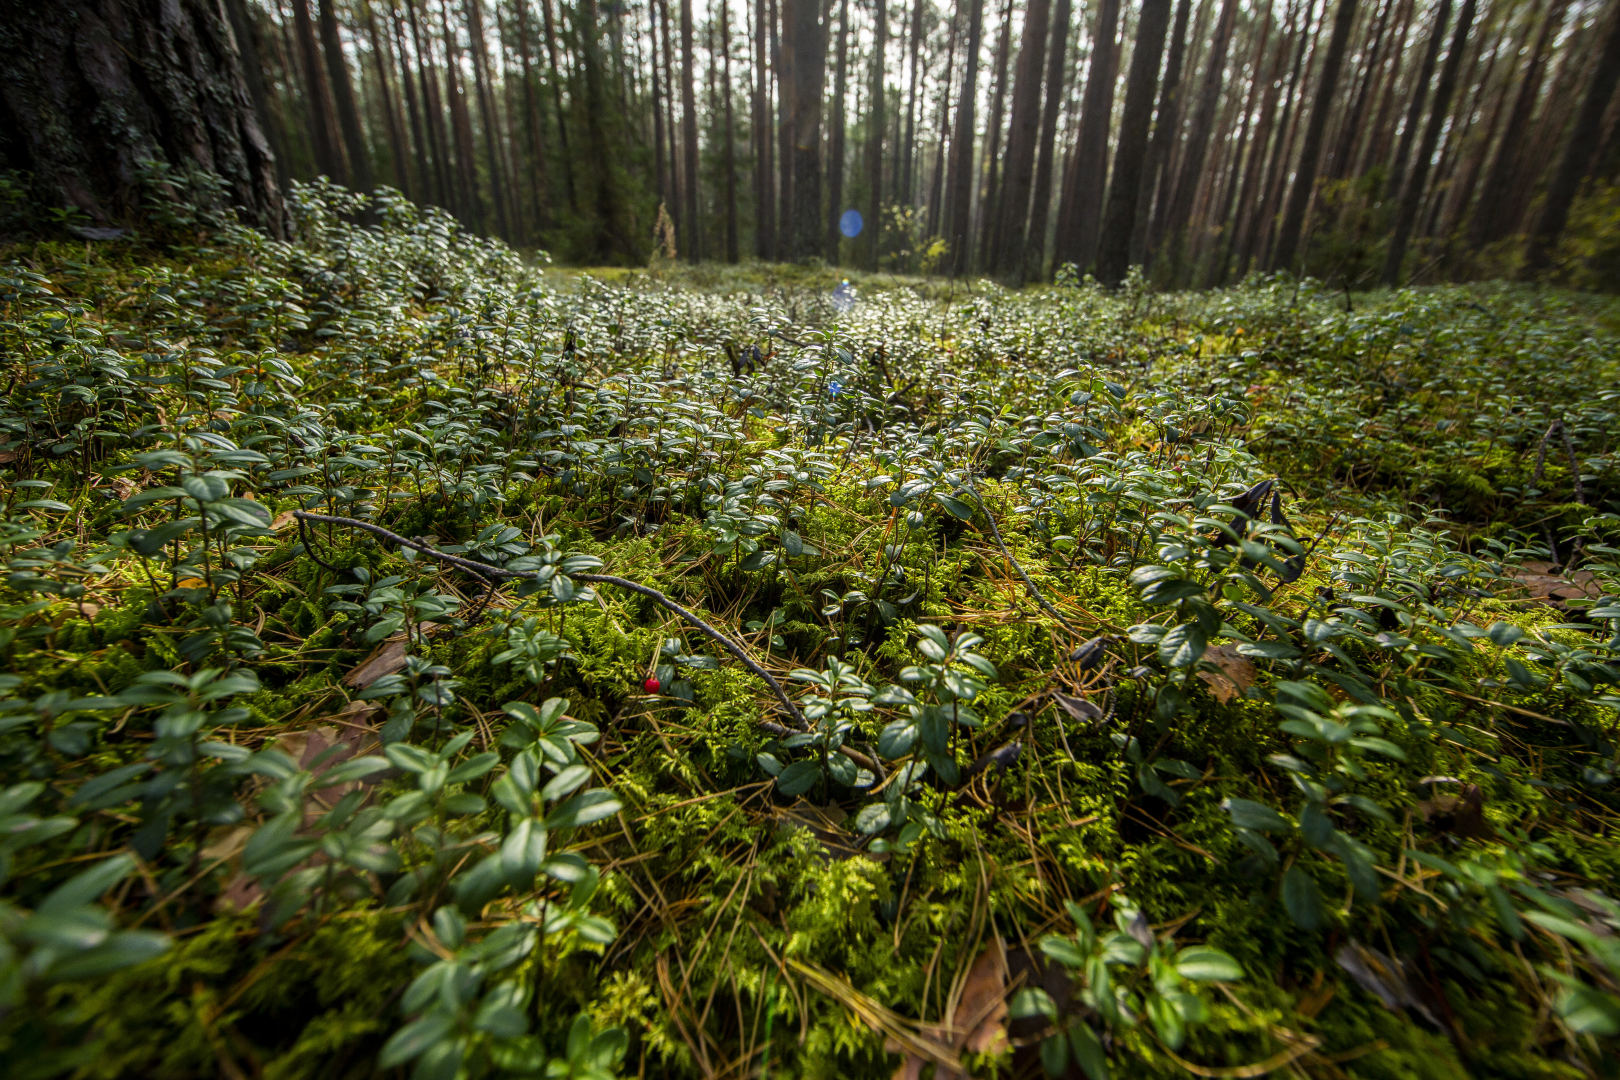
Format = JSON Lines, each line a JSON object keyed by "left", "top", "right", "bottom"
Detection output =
{"left": 839, "top": 209, "right": 863, "bottom": 238}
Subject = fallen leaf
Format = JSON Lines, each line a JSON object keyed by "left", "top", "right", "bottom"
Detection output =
{"left": 215, "top": 701, "right": 387, "bottom": 913}
{"left": 888, "top": 936, "right": 1009, "bottom": 1079}
{"left": 1508, "top": 561, "right": 1602, "bottom": 603}
{"left": 272, "top": 510, "right": 298, "bottom": 531}
{"left": 1197, "top": 644, "right": 1258, "bottom": 704}
{"left": 343, "top": 623, "right": 439, "bottom": 688}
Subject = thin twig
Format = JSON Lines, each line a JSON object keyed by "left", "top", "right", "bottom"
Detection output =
{"left": 291, "top": 511, "right": 806, "bottom": 727}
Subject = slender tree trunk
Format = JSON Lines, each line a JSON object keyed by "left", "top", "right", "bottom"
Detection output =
{"left": 1158, "top": 0, "right": 1239, "bottom": 277}
{"left": 1468, "top": 0, "right": 1565, "bottom": 249}
{"left": 1526, "top": 3, "right": 1620, "bottom": 272}
{"left": 1381, "top": 0, "right": 1476, "bottom": 283}
{"left": 754, "top": 0, "right": 775, "bottom": 257}
{"left": 464, "top": 0, "right": 510, "bottom": 239}
{"left": 680, "top": 0, "right": 701, "bottom": 259}
{"left": 1023, "top": 0, "right": 1072, "bottom": 280}
{"left": 1227, "top": 0, "right": 1295, "bottom": 279}
{"left": 361, "top": 2, "right": 410, "bottom": 197}
{"left": 991, "top": 0, "right": 1050, "bottom": 276}
{"left": 317, "top": 0, "right": 371, "bottom": 191}
{"left": 977, "top": 0, "right": 1014, "bottom": 272}
{"left": 1204, "top": 0, "right": 1273, "bottom": 284}
{"left": 1096, "top": 0, "right": 1172, "bottom": 284}
{"left": 826, "top": 0, "right": 851, "bottom": 259}
{"left": 1271, "top": 0, "right": 1359, "bottom": 272}
{"left": 1136, "top": 0, "right": 1193, "bottom": 266}
{"left": 865, "top": 0, "right": 888, "bottom": 267}
{"left": 540, "top": 0, "right": 577, "bottom": 214}
{"left": 404, "top": 0, "right": 450, "bottom": 209}
{"left": 901, "top": 0, "right": 925, "bottom": 208}
{"left": 721, "top": 0, "right": 739, "bottom": 262}
{"left": 942, "top": 0, "right": 984, "bottom": 275}
{"left": 1053, "top": 0, "right": 1120, "bottom": 273}
{"left": 1385, "top": 0, "right": 1449, "bottom": 200}
{"left": 294, "top": 0, "right": 346, "bottom": 182}
{"left": 773, "top": 0, "right": 793, "bottom": 246}
{"left": 926, "top": 11, "right": 958, "bottom": 238}
{"left": 437, "top": 0, "right": 481, "bottom": 228}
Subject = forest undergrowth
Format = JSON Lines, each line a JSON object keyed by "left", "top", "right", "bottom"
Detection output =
{"left": 2, "top": 180, "right": 1619, "bottom": 1079}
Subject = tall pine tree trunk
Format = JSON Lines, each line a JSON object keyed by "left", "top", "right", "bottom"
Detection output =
{"left": 1095, "top": 0, "right": 1171, "bottom": 284}
{"left": 1381, "top": 0, "right": 1476, "bottom": 283}
{"left": 1024, "top": 0, "right": 1072, "bottom": 280}
{"left": 991, "top": 0, "right": 1049, "bottom": 277}
{"left": 1053, "top": 0, "right": 1120, "bottom": 273}
{"left": 1271, "top": 0, "right": 1359, "bottom": 272}
{"left": 826, "top": 0, "right": 850, "bottom": 259}
{"left": 318, "top": 0, "right": 371, "bottom": 191}
{"left": 680, "top": 0, "right": 701, "bottom": 259}
{"left": 864, "top": 0, "right": 887, "bottom": 268}
{"left": 943, "top": 0, "right": 984, "bottom": 276}
{"left": 1525, "top": 4, "right": 1620, "bottom": 271}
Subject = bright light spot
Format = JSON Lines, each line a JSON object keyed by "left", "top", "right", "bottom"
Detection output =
{"left": 839, "top": 209, "right": 863, "bottom": 238}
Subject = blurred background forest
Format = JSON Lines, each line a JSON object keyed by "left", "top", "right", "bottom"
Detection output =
{"left": 4, "top": 0, "right": 1620, "bottom": 287}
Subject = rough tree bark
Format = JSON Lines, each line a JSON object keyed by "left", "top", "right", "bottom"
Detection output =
{"left": 1094, "top": 0, "right": 1172, "bottom": 285}
{"left": 0, "top": 0, "right": 282, "bottom": 233}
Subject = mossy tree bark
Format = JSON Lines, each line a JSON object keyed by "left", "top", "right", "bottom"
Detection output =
{"left": 0, "top": 0, "right": 282, "bottom": 234}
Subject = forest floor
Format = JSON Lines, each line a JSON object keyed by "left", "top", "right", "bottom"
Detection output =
{"left": 2, "top": 186, "right": 1620, "bottom": 1080}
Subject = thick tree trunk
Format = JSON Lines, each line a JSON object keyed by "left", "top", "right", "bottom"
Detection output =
{"left": 1095, "top": 0, "right": 1172, "bottom": 285}
{"left": 1053, "top": 0, "right": 1120, "bottom": 273}
{"left": 0, "top": 0, "right": 282, "bottom": 233}
{"left": 991, "top": 0, "right": 1050, "bottom": 277}
{"left": 782, "top": 0, "right": 827, "bottom": 259}
{"left": 943, "top": 0, "right": 984, "bottom": 276}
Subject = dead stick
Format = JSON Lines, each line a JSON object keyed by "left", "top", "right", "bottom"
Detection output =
{"left": 292, "top": 511, "right": 805, "bottom": 728}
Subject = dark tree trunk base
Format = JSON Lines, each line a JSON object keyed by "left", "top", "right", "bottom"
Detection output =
{"left": 0, "top": 0, "right": 282, "bottom": 235}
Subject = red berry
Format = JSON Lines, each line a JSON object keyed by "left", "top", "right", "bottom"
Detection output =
{"left": 644, "top": 677, "right": 661, "bottom": 694}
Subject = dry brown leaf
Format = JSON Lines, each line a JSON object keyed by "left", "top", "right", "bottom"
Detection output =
{"left": 888, "top": 936, "right": 1010, "bottom": 1079}
{"left": 1509, "top": 561, "right": 1602, "bottom": 603}
{"left": 271, "top": 510, "right": 298, "bottom": 532}
{"left": 214, "top": 702, "right": 386, "bottom": 913}
{"left": 1197, "top": 644, "right": 1258, "bottom": 704}
{"left": 343, "top": 623, "right": 439, "bottom": 688}
{"left": 955, "top": 936, "right": 1010, "bottom": 1056}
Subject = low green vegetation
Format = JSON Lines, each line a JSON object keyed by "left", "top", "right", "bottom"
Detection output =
{"left": 2, "top": 181, "right": 1618, "bottom": 1078}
